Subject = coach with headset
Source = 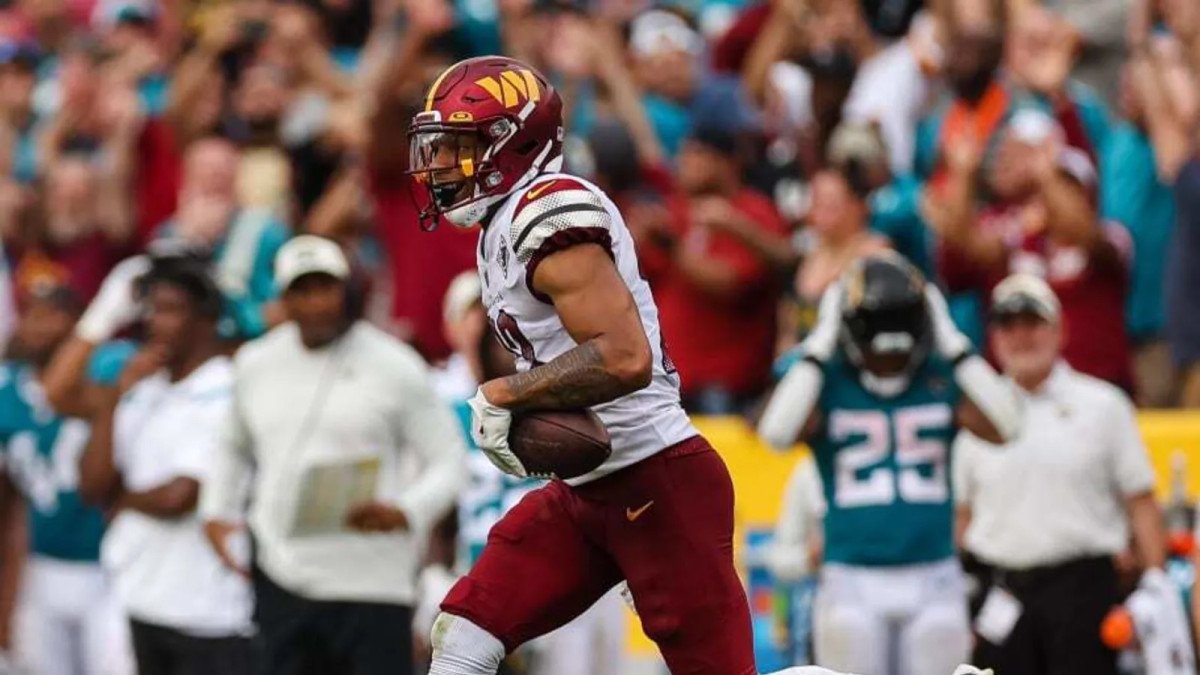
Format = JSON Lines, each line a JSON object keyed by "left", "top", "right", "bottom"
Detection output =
{"left": 200, "top": 235, "right": 467, "bottom": 675}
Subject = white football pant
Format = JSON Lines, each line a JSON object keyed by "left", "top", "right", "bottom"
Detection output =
{"left": 527, "top": 587, "right": 626, "bottom": 675}
{"left": 813, "top": 558, "right": 970, "bottom": 675}
{"left": 14, "top": 556, "right": 134, "bottom": 675}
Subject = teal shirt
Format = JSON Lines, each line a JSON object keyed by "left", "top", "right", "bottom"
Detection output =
{"left": 869, "top": 174, "right": 933, "bottom": 277}
{"left": 157, "top": 210, "right": 289, "bottom": 340}
{"left": 0, "top": 363, "right": 106, "bottom": 562}
{"left": 1101, "top": 122, "right": 1175, "bottom": 340}
{"left": 809, "top": 351, "right": 961, "bottom": 566}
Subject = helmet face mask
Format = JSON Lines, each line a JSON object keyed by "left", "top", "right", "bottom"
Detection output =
{"left": 407, "top": 57, "right": 564, "bottom": 230}
{"left": 409, "top": 124, "right": 492, "bottom": 226}
{"left": 838, "top": 254, "right": 931, "bottom": 395}
{"left": 843, "top": 303, "right": 930, "bottom": 379}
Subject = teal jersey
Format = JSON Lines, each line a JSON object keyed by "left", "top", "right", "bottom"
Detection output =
{"left": 811, "top": 352, "right": 961, "bottom": 567}
{"left": 0, "top": 363, "right": 106, "bottom": 562}
{"left": 453, "top": 401, "right": 539, "bottom": 569}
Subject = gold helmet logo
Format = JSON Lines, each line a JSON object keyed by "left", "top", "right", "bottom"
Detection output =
{"left": 474, "top": 70, "right": 542, "bottom": 109}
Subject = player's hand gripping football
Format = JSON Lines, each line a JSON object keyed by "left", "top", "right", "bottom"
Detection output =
{"left": 925, "top": 283, "right": 971, "bottom": 361}
{"left": 468, "top": 387, "right": 528, "bottom": 478}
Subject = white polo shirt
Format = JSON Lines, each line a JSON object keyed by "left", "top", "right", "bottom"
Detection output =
{"left": 954, "top": 362, "right": 1155, "bottom": 570}
{"left": 199, "top": 322, "right": 466, "bottom": 605}
{"left": 100, "top": 357, "right": 253, "bottom": 637}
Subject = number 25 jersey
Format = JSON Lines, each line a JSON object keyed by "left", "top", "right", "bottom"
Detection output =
{"left": 477, "top": 174, "right": 696, "bottom": 485}
{"left": 810, "top": 351, "right": 962, "bottom": 567}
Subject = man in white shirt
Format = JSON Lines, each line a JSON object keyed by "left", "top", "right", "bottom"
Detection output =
{"left": 200, "top": 235, "right": 466, "bottom": 675}
{"left": 79, "top": 252, "right": 255, "bottom": 674}
{"left": 954, "top": 274, "right": 1167, "bottom": 675}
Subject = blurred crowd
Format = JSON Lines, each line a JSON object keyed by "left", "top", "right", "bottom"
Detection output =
{"left": 0, "top": 0, "right": 1188, "bottom": 413}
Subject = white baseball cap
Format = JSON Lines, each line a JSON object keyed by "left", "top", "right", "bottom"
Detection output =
{"left": 629, "top": 10, "right": 703, "bottom": 58}
{"left": 990, "top": 273, "right": 1061, "bottom": 322}
{"left": 443, "top": 271, "right": 482, "bottom": 324}
{"left": 275, "top": 235, "right": 350, "bottom": 291}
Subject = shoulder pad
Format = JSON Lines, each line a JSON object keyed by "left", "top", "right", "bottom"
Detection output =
{"left": 509, "top": 178, "right": 612, "bottom": 265}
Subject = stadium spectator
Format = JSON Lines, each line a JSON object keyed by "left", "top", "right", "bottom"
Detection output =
{"left": 8, "top": 64, "right": 141, "bottom": 302}
{"left": 827, "top": 121, "right": 932, "bottom": 277}
{"left": 1101, "top": 28, "right": 1194, "bottom": 406}
{"left": 0, "top": 41, "right": 42, "bottom": 185}
{"left": 931, "top": 109, "right": 1134, "bottom": 393}
{"left": 628, "top": 8, "right": 756, "bottom": 159}
{"left": 78, "top": 253, "right": 254, "bottom": 674}
{"left": 153, "top": 137, "right": 289, "bottom": 340}
{"left": 783, "top": 165, "right": 889, "bottom": 346}
{"left": 0, "top": 283, "right": 134, "bottom": 675}
{"left": 1169, "top": 160, "right": 1200, "bottom": 409}
{"left": 954, "top": 274, "right": 1165, "bottom": 675}
{"left": 644, "top": 124, "right": 789, "bottom": 413}
{"left": 200, "top": 235, "right": 465, "bottom": 675}
{"left": 345, "top": 0, "right": 475, "bottom": 361}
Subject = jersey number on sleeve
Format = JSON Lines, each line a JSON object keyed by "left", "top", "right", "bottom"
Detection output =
{"left": 829, "top": 403, "right": 952, "bottom": 508}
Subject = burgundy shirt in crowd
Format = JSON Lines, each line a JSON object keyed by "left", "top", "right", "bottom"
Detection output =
{"left": 650, "top": 189, "right": 788, "bottom": 398}
{"left": 369, "top": 173, "right": 477, "bottom": 362}
{"left": 133, "top": 119, "right": 184, "bottom": 247}
{"left": 940, "top": 205, "right": 1134, "bottom": 393}
{"left": 10, "top": 233, "right": 121, "bottom": 302}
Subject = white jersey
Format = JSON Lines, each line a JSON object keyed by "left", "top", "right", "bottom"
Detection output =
{"left": 477, "top": 173, "right": 696, "bottom": 485}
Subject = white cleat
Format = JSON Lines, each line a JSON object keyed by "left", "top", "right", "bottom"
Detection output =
{"left": 952, "top": 666, "right": 994, "bottom": 675}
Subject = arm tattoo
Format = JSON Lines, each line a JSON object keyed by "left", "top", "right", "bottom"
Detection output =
{"left": 500, "top": 340, "right": 632, "bottom": 410}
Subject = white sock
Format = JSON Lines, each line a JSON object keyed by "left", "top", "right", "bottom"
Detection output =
{"left": 427, "top": 613, "right": 506, "bottom": 675}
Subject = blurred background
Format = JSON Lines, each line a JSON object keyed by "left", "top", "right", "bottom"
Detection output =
{"left": 0, "top": 0, "right": 1195, "bottom": 671}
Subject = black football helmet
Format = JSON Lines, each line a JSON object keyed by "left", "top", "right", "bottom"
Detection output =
{"left": 839, "top": 253, "right": 931, "bottom": 392}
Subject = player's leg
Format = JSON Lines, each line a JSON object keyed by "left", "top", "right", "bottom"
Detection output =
{"left": 13, "top": 593, "right": 75, "bottom": 675}
{"left": 599, "top": 438, "right": 756, "bottom": 675}
{"left": 811, "top": 565, "right": 887, "bottom": 675}
{"left": 527, "top": 587, "right": 626, "bottom": 675}
{"left": 431, "top": 482, "right": 622, "bottom": 675}
{"left": 14, "top": 556, "right": 110, "bottom": 675}
{"left": 591, "top": 587, "right": 628, "bottom": 675}
{"left": 81, "top": 576, "right": 136, "bottom": 675}
{"left": 525, "top": 607, "right": 592, "bottom": 675}
{"left": 897, "top": 560, "right": 971, "bottom": 675}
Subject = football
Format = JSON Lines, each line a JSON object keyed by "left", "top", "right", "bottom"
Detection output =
{"left": 508, "top": 409, "right": 612, "bottom": 479}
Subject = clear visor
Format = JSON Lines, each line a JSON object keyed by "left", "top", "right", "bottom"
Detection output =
{"left": 409, "top": 129, "right": 481, "bottom": 185}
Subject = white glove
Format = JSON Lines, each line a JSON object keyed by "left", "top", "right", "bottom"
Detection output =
{"left": 76, "top": 255, "right": 151, "bottom": 343}
{"left": 805, "top": 281, "right": 845, "bottom": 363}
{"left": 467, "top": 387, "right": 527, "bottom": 478}
{"left": 925, "top": 283, "right": 971, "bottom": 361}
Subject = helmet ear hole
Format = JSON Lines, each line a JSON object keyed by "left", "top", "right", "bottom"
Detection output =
{"left": 515, "top": 139, "right": 538, "bottom": 155}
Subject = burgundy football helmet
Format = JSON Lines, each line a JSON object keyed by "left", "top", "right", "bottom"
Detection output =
{"left": 408, "top": 56, "right": 565, "bottom": 229}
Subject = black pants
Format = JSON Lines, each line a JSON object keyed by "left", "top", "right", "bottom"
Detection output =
{"left": 130, "top": 619, "right": 256, "bottom": 675}
{"left": 253, "top": 566, "right": 414, "bottom": 675}
{"left": 968, "top": 555, "right": 1120, "bottom": 675}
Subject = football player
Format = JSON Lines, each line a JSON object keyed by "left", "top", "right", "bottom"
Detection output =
{"left": 0, "top": 284, "right": 134, "bottom": 675}
{"left": 758, "top": 254, "right": 1023, "bottom": 675}
{"left": 410, "top": 55, "right": 764, "bottom": 675}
